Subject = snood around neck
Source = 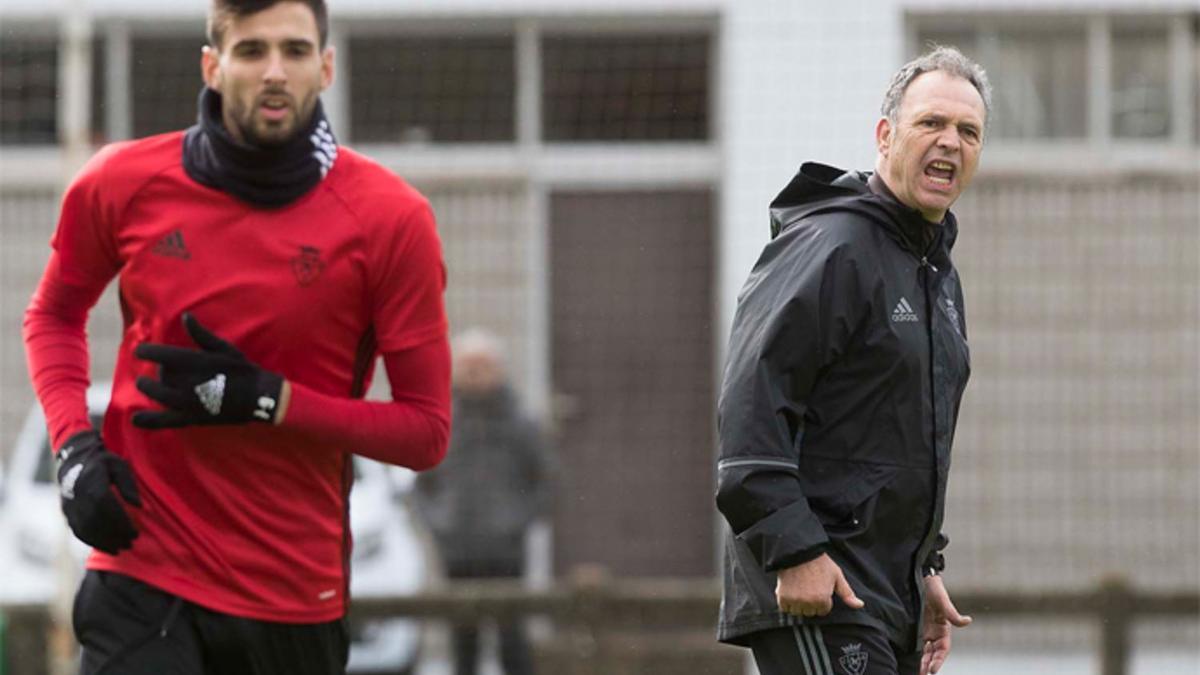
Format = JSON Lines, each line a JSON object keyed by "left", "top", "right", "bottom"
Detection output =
{"left": 182, "top": 87, "right": 338, "bottom": 208}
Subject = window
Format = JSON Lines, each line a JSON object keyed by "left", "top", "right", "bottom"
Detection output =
{"left": 542, "top": 34, "right": 710, "bottom": 142}
{"left": 916, "top": 24, "right": 1087, "bottom": 140}
{"left": 1195, "top": 16, "right": 1200, "bottom": 144}
{"left": 988, "top": 28, "right": 1087, "bottom": 139}
{"left": 913, "top": 14, "right": 1196, "bottom": 145}
{"left": 349, "top": 36, "right": 515, "bottom": 143}
{"left": 0, "top": 36, "right": 58, "bottom": 145}
{"left": 1112, "top": 24, "right": 1171, "bottom": 139}
{"left": 0, "top": 33, "right": 108, "bottom": 146}
{"left": 131, "top": 37, "right": 206, "bottom": 138}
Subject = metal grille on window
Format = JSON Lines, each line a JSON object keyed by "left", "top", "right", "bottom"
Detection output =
{"left": 542, "top": 34, "right": 710, "bottom": 142}
{"left": 348, "top": 36, "right": 515, "bottom": 143}
{"left": 359, "top": 183, "right": 533, "bottom": 403}
{"left": 949, "top": 174, "right": 1200, "bottom": 651}
{"left": 426, "top": 183, "right": 531, "bottom": 390}
{"left": 0, "top": 190, "right": 59, "bottom": 443}
{"left": 0, "top": 36, "right": 57, "bottom": 144}
{"left": 1112, "top": 24, "right": 1171, "bottom": 139}
{"left": 131, "top": 37, "right": 206, "bottom": 139}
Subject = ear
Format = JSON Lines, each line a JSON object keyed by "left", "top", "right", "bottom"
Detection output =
{"left": 875, "top": 117, "right": 893, "bottom": 157}
{"left": 320, "top": 45, "right": 335, "bottom": 91}
{"left": 201, "top": 45, "right": 221, "bottom": 91}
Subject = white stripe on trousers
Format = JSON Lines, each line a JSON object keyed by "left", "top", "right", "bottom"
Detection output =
{"left": 791, "top": 625, "right": 835, "bottom": 675}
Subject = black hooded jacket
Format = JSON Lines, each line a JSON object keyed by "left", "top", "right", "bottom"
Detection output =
{"left": 715, "top": 163, "right": 971, "bottom": 650}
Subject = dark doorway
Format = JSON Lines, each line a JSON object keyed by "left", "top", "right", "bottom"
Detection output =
{"left": 550, "top": 190, "right": 715, "bottom": 578}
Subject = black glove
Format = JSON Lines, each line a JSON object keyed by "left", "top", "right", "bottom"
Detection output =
{"left": 56, "top": 430, "right": 142, "bottom": 555}
{"left": 133, "top": 313, "right": 285, "bottom": 429}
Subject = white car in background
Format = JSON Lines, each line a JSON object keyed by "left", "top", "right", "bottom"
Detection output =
{"left": 0, "top": 384, "right": 428, "bottom": 675}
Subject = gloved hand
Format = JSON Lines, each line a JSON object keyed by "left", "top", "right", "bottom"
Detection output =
{"left": 133, "top": 313, "right": 285, "bottom": 429}
{"left": 56, "top": 430, "right": 142, "bottom": 554}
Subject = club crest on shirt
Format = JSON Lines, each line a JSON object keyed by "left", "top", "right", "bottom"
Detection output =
{"left": 291, "top": 245, "right": 324, "bottom": 287}
{"left": 944, "top": 297, "right": 963, "bottom": 336}
{"left": 838, "top": 642, "right": 869, "bottom": 675}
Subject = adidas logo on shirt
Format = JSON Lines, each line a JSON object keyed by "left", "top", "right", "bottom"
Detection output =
{"left": 892, "top": 297, "right": 918, "bottom": 322}
{"left": 152, "top": 229, "right": 190, "bottom": 260}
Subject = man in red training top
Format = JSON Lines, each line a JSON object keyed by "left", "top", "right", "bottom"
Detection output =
{"left": 22, "top": 1, "right": 450, "bottom": 673}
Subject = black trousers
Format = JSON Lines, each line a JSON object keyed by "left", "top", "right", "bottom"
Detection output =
{"left": 747, "top": 623, "right": 920, "bottom": 675}
{"left": 73, "top": 570, "right": 349, "bottom": 675}
{"left": 445, "top": 558, "right": 533, "bottom": 675}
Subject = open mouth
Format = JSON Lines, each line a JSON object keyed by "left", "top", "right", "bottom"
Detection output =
{"left": 924, "top": 160, "right": 956, "bottom": 187}
{"left": 258, "top": 97, "right": 291, "bottom": 122}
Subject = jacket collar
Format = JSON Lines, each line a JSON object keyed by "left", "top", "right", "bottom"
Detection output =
{"left": 769, "top": 162, "right": 959, "bottom": 264}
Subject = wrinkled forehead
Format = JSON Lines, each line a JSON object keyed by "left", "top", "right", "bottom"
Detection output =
{"left": 899, "top": 70, "right": 987, "bottom": 124}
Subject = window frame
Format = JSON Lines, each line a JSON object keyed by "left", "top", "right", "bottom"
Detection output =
{"left": 907, "top": 10, "right": 1198, "bottom": 173}
{"left": 0, "top": 23, "right": 62, "bottom": 147}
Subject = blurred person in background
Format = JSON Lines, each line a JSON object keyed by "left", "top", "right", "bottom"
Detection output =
{"left": 715, "top": 46, "right": 989, "bottom": 675}
{"left": 21, "top": 1, "right": 450, "bottom": 673}
{"left": 415, "top": 329, "right": 554, "bottom": 675}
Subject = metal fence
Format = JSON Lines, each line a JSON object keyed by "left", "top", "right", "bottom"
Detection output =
{"left": 3, "top": 576, "right": 1197, "bottom": 675}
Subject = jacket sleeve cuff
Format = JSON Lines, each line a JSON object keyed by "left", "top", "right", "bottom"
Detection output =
{"left": 922, "top": 533, "right": 948, "bottom": 575}
{"left": 734, "top": 499, "right": 829, "bottom": 572}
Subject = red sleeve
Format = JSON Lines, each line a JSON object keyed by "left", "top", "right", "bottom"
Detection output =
{"left": 281, "top": 338, "right": 451, "bottom": 470}
{"left": 368, "top": 199, "right": 448, "bottom": 353}
{"left": 24, "top": 154, "right": 123, "bottom": 450}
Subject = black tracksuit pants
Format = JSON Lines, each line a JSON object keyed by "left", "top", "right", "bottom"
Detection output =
{"left": 73, "top": 570, "right": 349, "bottom": 675}
{"left": 748, "top": 623, "right": 921, "bottom": 675}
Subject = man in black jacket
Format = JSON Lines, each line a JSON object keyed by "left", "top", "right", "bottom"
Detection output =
{"left": 415, "top": 329, "right": 554, "bottom": 675}
{"left": 715, "top": 47, "right": 990, "bottom": 675}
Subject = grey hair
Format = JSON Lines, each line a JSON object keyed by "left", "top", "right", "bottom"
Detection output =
{"left": 881, "top": 45, "right": 992, "bottom": 131}
{"left": 452, "top": 328, "right": 505, "bottom": 365}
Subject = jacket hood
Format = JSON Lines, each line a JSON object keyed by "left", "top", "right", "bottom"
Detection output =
{"left": 769, "top": 162, "right": 959, "bottom": 257}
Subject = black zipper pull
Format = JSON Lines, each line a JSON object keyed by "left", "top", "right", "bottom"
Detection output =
{"left": 920, "top": 256, "right": 939, "bottom": 273}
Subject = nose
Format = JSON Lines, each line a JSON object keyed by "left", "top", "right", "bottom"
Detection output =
{"left": 936, "top": 127, "right": 961, "bottom": 152}
{"left": 263, "top": 49, "right": 287, "bottom": 84}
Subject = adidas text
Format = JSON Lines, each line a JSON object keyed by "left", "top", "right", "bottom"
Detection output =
{"left": 891, "top": 297, "right": 918, "bottom": 323}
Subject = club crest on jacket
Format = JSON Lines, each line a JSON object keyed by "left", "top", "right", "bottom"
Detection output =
{"left": 838, "top": 642, "right": 868, "bottom": 675}
{"left": 292, "top": 245, "right": 325, "bottom": 287}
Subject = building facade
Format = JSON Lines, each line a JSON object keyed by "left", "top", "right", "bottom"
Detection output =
{"left": 1, "top": 0, "right": 1196, "bottom": 650}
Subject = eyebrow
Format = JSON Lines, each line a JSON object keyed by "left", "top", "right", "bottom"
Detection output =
{"left": 229, "top": 37, "right": 316, "bottom": 52}
{"left": 918, "top": 112, "right": 982, "bottom": 132}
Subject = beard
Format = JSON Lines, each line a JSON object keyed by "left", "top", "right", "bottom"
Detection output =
{"left": 226, "top": 91, "right": 318, "bottom": 148}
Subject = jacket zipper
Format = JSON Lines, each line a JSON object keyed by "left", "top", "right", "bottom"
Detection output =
{"left": 913, "top": 255, "right": 940, "bottom": 632}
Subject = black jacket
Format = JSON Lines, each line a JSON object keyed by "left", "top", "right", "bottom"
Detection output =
{"left": 715, "top": 163, "right": 971, "bottom": 650}
{"left": 414, "top": 387, "right": 553, "bottom": 567}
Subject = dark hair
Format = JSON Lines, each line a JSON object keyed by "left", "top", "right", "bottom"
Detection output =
{"left": 208, "top": 0, "right": 329, "bottom": 49}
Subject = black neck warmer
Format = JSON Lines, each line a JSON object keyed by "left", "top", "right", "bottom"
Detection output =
{"left": 182, "top": 87, "right": 338, "bottom": 208}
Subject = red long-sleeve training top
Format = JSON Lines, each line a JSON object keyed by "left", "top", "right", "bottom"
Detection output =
{"left": 23, "top": 133, "right": 451, "bottom": 622}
